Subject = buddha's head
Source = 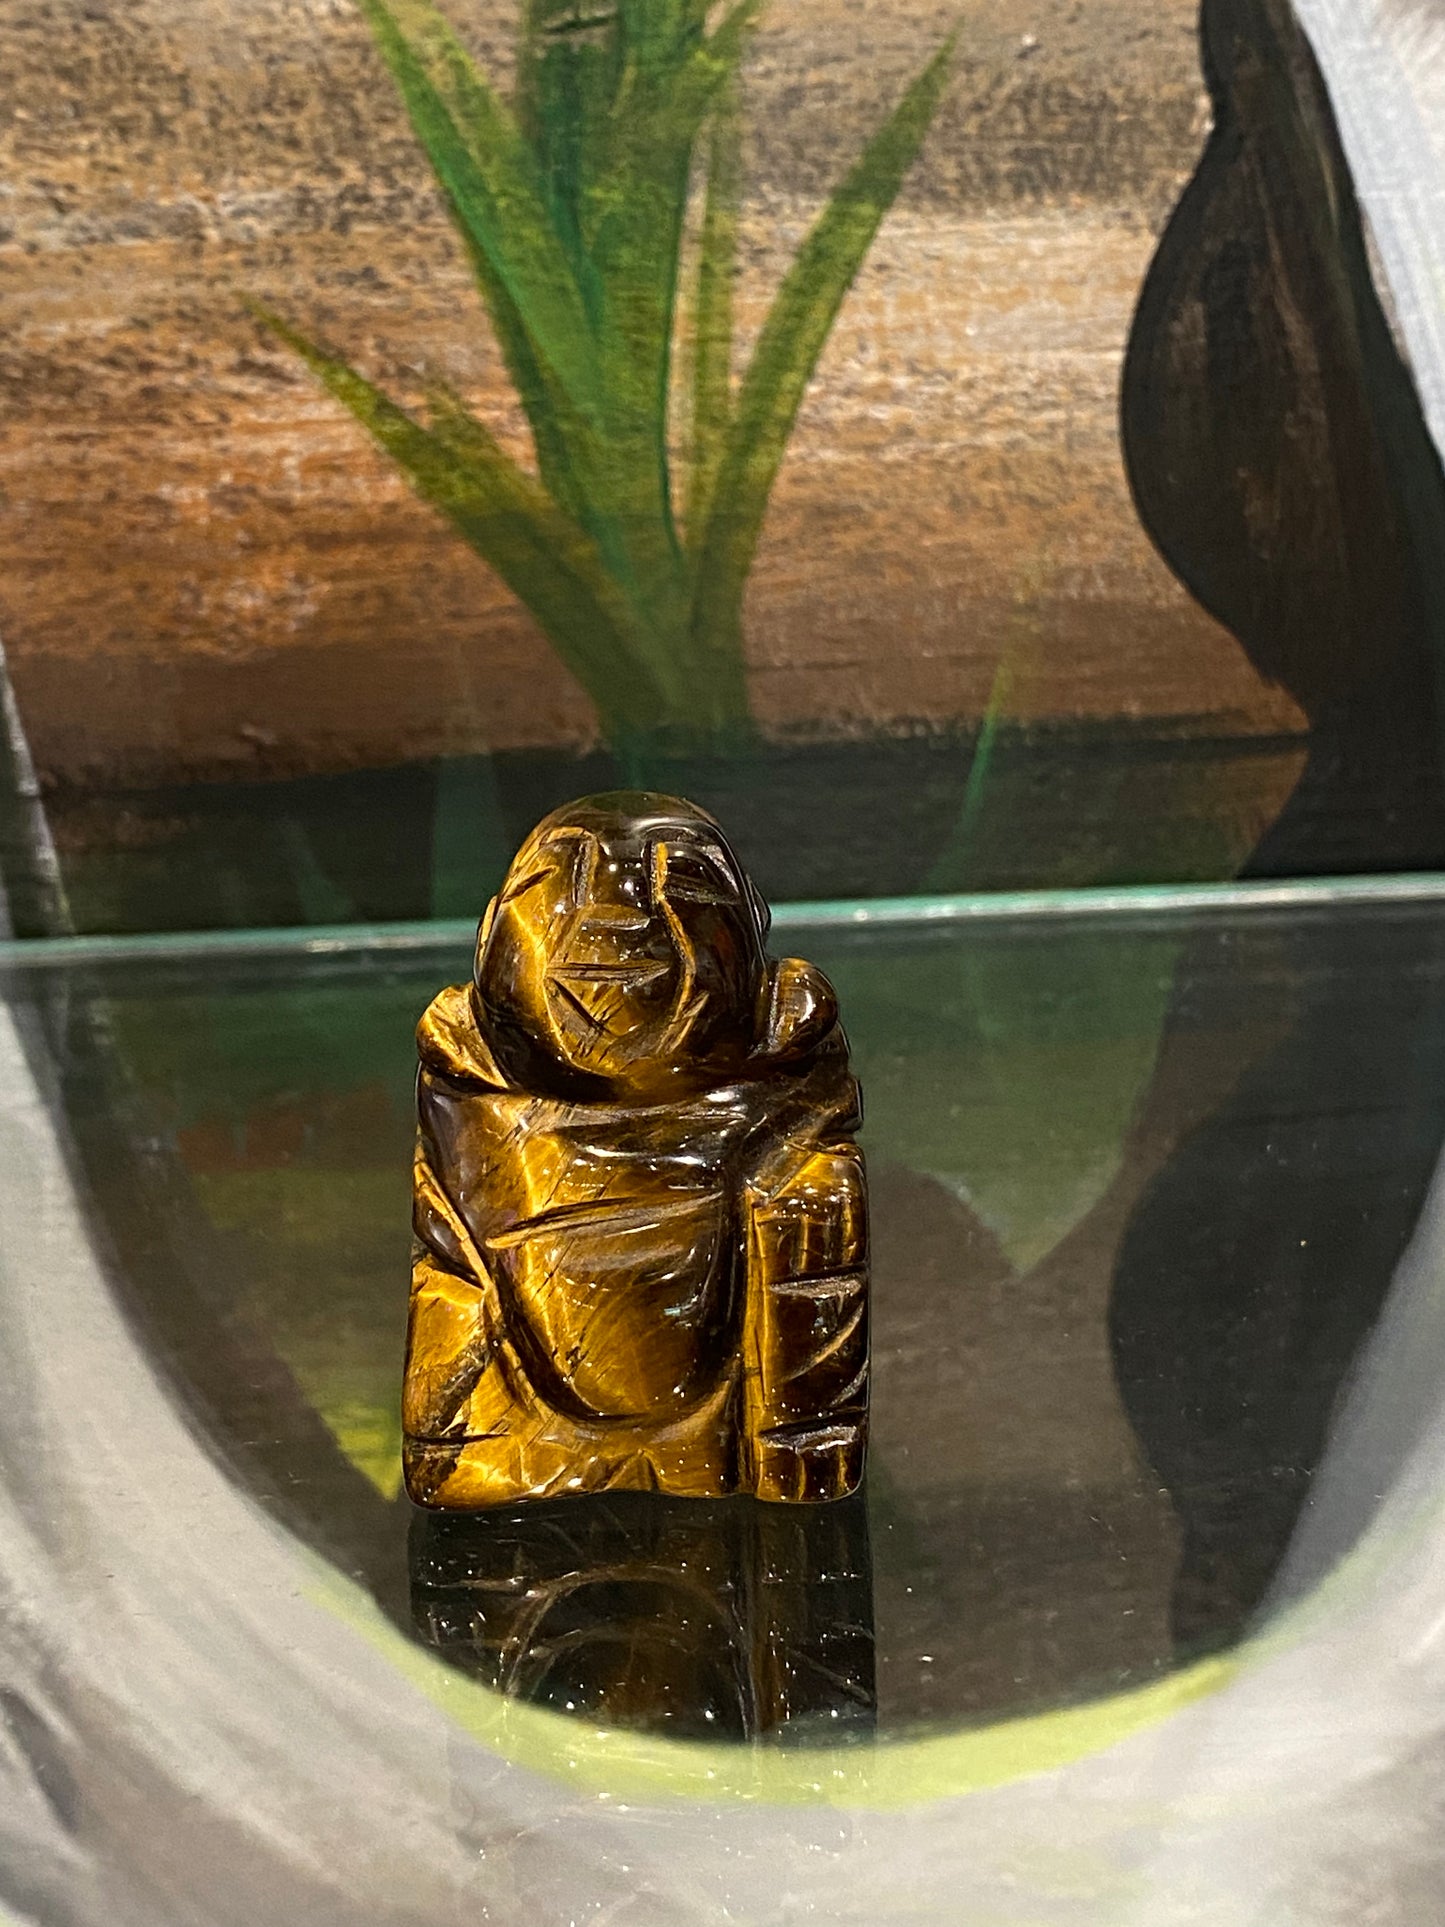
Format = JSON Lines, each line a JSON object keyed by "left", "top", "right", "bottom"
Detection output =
{"left": 473, "top": 792, "right": 790, "bottom": 1097}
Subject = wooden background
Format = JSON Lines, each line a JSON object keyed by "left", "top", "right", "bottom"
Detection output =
{"left": 0, "top": 0, "right": 1305, "bottom": 794}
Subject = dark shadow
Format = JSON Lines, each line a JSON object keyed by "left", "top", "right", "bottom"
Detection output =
{"left": 410, "top": 1489, "right": 876, "bottom": 1745}
{"left": 1122, "top": 0, "right": 1445, "bottom": 877}
{"left": 1114, "top": 0, "right": 1445, "bottom": 1650}
{"left": 1109, "top": 907, "right": 1445, "bottom": 1650}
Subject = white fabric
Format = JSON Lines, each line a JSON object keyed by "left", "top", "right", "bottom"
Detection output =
{"left": 1292, "top": 1, "right": 1445, "bottom": 470}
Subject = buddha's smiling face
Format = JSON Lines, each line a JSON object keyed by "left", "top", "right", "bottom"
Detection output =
{"left": 475, "top": 794, "right": 770, "bottom": 1095}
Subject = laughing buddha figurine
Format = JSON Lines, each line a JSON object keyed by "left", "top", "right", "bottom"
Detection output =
{"left": 402, "top": 791, "right": 869, "bottom": 1509}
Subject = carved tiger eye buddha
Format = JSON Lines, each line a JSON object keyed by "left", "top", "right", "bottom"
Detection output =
{"left": 402, "top": 791, "right": 869, "bottom": 1508}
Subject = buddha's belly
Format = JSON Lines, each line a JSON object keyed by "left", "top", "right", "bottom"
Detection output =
{"left": 484, "top": 1188, "right": 734, "bottom": 1419}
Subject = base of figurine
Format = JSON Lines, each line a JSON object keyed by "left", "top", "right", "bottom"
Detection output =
{"left": 409, "top": 1488, "right": 877, "bottom": 1739}
{"left": 403, "top": 1410, "right": 866, "bottom": 1510}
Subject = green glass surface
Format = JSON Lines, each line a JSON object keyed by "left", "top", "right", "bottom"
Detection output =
{"left": 5, "top": 873, "right": 1442, "bottom": 1752}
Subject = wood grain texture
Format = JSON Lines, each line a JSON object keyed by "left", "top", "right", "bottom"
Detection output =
{"left": 0, "top": 0, "right": 1303, "bottom": 787}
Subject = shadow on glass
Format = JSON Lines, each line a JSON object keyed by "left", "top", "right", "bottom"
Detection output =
{"left": 409, "top": 1489, "right": 876, "bottom": 1745}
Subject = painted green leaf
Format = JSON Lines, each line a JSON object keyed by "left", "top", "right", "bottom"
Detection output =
{"left": 359, "top": 0, "right": 603, "bottom": 424}
{"left": 689, "top": 34, "right": 956, "bottom": 668}
{"left": 252, "top": 306, "right": 665, "bottom": 739}
{"left": 826, "top": 927, "right": 1179, "bottom": 1274}
{"left": 262, "top": 0, "right": 954, "bottom": 756}
{"left": 419, "top": 376, "right": 669, "bottom": 701}
{"left": 566, "top": 2, "right": 761, "bottom": 663}
{"left": 678, "top": 0, "right": 765, "bottom": 124}
{"left": 517, "top": 2, "right": 624, "bottom": 300}
{"left": 685, "top": 72, "right": 743, "bottom": 543}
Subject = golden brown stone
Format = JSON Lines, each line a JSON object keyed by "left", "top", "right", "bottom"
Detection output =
{"left": 409, "top": 1491, "right": 876, "bottom": 1738}
{"left": 402, "top": 791, "right": 868, "bottom": 1507}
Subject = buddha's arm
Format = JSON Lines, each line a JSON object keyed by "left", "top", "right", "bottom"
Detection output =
{"left": 402, "top": 1135, "right": 501, "bottom": 1443}
{"left": 741, "top": 1136, "right": 870, "bottom": 1503}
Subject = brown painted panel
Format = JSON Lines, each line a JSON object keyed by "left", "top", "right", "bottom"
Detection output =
{"left": 0, "top": 0, "right": 1301, "bottom": 792}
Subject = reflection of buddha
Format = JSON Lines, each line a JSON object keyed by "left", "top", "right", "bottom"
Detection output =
{"left": 403, "top": 792, "right": 868, "bottom": 1509}
{"left": 410, "top": 1492, "right": 876, "bottom": 1743}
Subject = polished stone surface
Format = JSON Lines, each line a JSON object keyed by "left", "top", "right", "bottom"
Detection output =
{"left": 404, "top": 794, "right": 868, "bottom": 1510}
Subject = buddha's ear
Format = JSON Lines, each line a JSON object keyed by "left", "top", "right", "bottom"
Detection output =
{"left": 749, "top": 878, "right": 772, "bottom": 943}
{"left": 474, "top": 897, "right": 498, "bottom": 973}
{"left": 760, "top": 956, "right": 838, "bottom": 1062}
{"left": 419, "top": 982, "right": 507, "bottom": 1087}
